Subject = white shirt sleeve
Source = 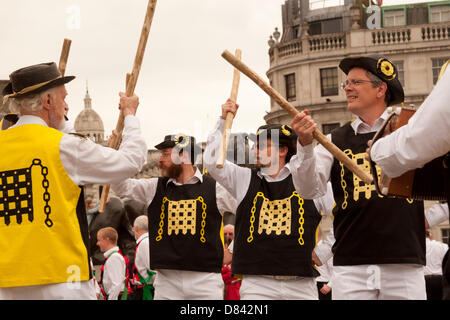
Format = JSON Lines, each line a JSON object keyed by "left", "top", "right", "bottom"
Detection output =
{"left": 111, "top": 177, "right": 158, "bottom": 207}
{"left": 425, "top": 202, "right": 449, "bottom": 228}
{"left": 290, "top": 138, "right": 334, "bottom": 199}
{"left": 314, "top": 227, "right": 335, "bottom": 265}
{"left": 311, "top": 182, "right": 336, "bottom": 216}
{"left": 203, "top": 117, "right": 252, "bottom": 205}
{"left": 103, "top": 254, "right": 126, "bottom": 300}
{"left": 60, "top": 115, "right": 147, "bottom": 186}
{"left": 216, "top": 183, "right": 238, "bottom": 215}
{"left": 370, "top": 67, "right": 450, "bottom": 178}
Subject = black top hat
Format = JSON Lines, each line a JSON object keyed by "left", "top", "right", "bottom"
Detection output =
{"left": 155, "top": 133, "right": 203, "bottom": 154}
{"left": 256, "top": 124, "right": 297, "bottom": 144}
{"left": 2, "top": 62, "right": 75, "bottom": 99}
{"left": 339, "top": 54, "right": 404, "bottom": 106}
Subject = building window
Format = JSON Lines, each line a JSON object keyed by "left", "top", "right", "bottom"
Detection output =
{"left": 383, "top": 9, "right": 406, "bottom": 27}
{"left": 392, "top": 60, "right": 404, "bottom": 86}
{"left": 322, "top": 123, "right": 340, "bottom": 135}
{"left": 430, "top": 4, "right": 450, "bottom": 23}
{"left": 442, "top": 228, "right": 450, "bottom": 245}
{"left": 320, "top": 67, "right": 338, "bottom": 97}
{"left": 308, "top": 18, "right": 343, "bottom": 36}
{"left": 432, "top": 57, "right": 450, "bottom": 84}
{"left": 285, "top": 73, "right": 296, "bottom": 102}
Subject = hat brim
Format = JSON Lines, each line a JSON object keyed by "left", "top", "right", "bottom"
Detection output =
{"left": 2, "top": 75, "right": 75, "bottom": 98}
{"left": 155, "top": 140, "right": 176, "bottom": 150}
{"left": 155, "top": 140, "right": 203, "bottom": 154}
{"left": 339, "top": 56, "right": 404, "bottom": 106}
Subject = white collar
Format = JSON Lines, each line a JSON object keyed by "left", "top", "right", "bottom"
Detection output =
{"left": 258, "top": 162, "right": 292, "bottom": 182}
{"left": 11, "top": 115, "right": 48, "bottom": 128}
{"left": 104, "top": 246, "right": 120, "bottom": 259}
{"left": 136, "top": 233, "right": 149, "bottom": 244}
{"left": 166, "top": 167, "right": 203, "bottom": 186}
{"left": 350, "top": 109, "right": 390, "bottom": 134}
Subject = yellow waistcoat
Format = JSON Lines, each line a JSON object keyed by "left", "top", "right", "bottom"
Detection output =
{"left": 0, "top": 124, "right": 90, "bottom": 287}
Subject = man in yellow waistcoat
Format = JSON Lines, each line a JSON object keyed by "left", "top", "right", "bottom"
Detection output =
{"left": 0, "top": 62, "right": 147, "bottom": 299}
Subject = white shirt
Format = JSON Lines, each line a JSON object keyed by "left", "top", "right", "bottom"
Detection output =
{"left": 424, "top": 238, "right": 449, "bottom": 276}
{"left": 134, "top": 233, "right": 154, "bottom": 284}
{"left": 293, "top": 109, "right": 390, "bottom": 199}
{"left": 102, "top": 246, "right": 126, "bottom": 300}
{"left": 111, "top": 167, "right": 237, "bottom": 215}
{"left": 203, "top": 118, "right": 336, "bottom": 214}
{"left": 11, "top": 115, "right": 148, "bottom": 186}
{"left": 370, "top": 66, "right": 450, "bottom": 178}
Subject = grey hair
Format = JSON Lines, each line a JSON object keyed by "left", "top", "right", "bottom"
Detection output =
{"left": 365, "top": 70, "right": 391, "bottom": 105}
{"left": 133, "top": 215, "right": 148, "bottom": 232}
{"left": 8, "top": 88, "right": 56, "bottom": 115}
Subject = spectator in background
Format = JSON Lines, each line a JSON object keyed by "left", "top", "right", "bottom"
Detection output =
{"left": 97, "top": 227, "right": 128, "bottom": 300}
{"left": 222, "top": 240, "right": 241, "bottom": 300}
{"left": 130, "top": 215, "right": 156, "bottom": 300}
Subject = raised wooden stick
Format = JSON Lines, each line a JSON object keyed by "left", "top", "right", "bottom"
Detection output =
{"left": 221, "top": 50, "right": 373, "bottom": 185}
{"left": 58, "top": 38, "right": 72, "bottom": 76}
{"left": 99, "top": 0, "right": 157, "bottom": 212}
{"left": 216, "top": 49, "right": 242, "bottom": 168}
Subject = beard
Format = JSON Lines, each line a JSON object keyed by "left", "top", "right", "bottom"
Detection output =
{"left": 159, "top": 162, "right": 183, "bottom": 180}
{"left": 48, "top": 109, "right": 65, "bottom": 131}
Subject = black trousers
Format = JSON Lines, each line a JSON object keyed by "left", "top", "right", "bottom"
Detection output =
{"left": 317, "top": 281, "right": 332, "bottom": 300}
{"left": 425, "top": 275, "right": 444, "bottom": 300}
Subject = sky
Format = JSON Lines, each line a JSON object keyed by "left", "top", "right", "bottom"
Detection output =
{"left": 0, "top": 0, "right": 443, "bottom": 148}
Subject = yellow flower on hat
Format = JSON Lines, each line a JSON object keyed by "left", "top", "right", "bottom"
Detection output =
{"left": 174, "top": 134, "right": 190, "bottom": 148}
{"left": 281, "top": 125, "right": 291, "bottom": 137}
{"left": 377, "top": 58, "right": 396, "bottom": 80}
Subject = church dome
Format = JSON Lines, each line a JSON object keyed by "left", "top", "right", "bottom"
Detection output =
{"left": 74, "top": 87, "right": 105, "bottom": 143}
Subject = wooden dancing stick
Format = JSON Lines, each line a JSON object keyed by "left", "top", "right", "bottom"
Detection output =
{"left": 221, "top": 50, "right": 373, "bottom": 185}
{"left": 216, "top": 49, "right": 242, "bottom": 168}
{"left": 58, "top": 38, "right": 72, "bottom": 76}
{"left": 99, "top": 0, "right": 157, "bottom": 212}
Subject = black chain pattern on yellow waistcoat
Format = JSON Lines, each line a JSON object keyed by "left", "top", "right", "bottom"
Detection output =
{"left": 0, "top": 158, "right": 52, "bottom": 227}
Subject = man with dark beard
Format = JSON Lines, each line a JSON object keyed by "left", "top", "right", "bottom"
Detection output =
{"left": 111, "top": 134, "right": 237, "bottom": 300}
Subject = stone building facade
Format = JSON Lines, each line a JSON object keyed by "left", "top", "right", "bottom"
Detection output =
{"left": 265, "top": 0, "right": 450, "bottom": 243}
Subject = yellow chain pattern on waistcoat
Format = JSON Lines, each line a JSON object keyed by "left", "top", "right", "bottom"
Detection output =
{"left": 247, "top": 191, "right": 305, "bottom": 246}
{"left": 339, "top": 149, "right": 382, "bottom": 209}
{"left": 155, "top": 196, "right": 207, "bottom": 243}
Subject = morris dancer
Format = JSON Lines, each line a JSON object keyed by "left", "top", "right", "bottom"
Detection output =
{"left": 293, "top": 54, "right": 427, "bottom": 300}
{"left": 111, "top": 134, "right": 237, "bottom": 300}
{"left": 204, "top": 100, "right": 334, "bottom": 300}
{"left": 0, "top": 62, "right": 147, "bottom": 299}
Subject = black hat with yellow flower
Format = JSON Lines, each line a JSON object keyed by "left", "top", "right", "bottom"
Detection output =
{"left": 155, "top": 133, "right": 203, "bottom": 163}
{"left": 255, "top": 124, "right": 297, "bottom": 162}
{"left": 339, "top": 54, "right": 404, "bottom": 106}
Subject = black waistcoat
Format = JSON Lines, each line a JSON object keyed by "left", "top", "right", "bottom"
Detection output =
{"left": 330, "top": 122, "right": 425, "bottom": 266}
{"left": 147, "top": 175, "right": 223, "bottom": 273}
{"left": 232, "top": 170, "right": 321, "bottom": 277}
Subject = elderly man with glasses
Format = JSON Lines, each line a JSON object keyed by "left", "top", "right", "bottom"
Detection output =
{"left": 291, "top": 54, "right": 427, "bottom": 300}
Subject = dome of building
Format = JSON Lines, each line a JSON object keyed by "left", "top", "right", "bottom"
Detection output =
{"left": 74, "top": 87, "right": 105, "bottom": 143}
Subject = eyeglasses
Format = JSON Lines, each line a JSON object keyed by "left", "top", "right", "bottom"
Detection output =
{"left": 340, "top": 79, "right": 376, "bottom": 90}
